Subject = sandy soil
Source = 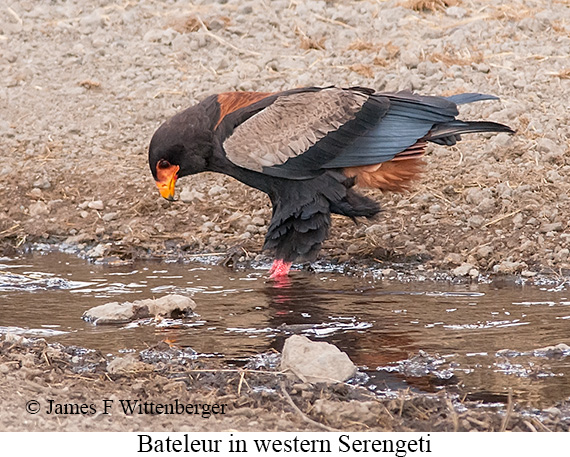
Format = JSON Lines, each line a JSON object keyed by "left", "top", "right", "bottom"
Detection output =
{"left": 1, "top": 0, "right": 569, "bottom": 432}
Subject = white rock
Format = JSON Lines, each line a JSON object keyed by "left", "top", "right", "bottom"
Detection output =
{"left": 86, "top": 243, "right": 108, "bottom": 258}
{"left": 179, "top": 188, "right": 205, "bottom": 203}
{"left": 28, "top": 201, "right": 49, "bottom": 217}
{"left": 88, "top": 200, "right": 104, "bottom": 210}
{"left": 83, "top": 295, "right": 197, "bottom": 325}
{"left": 208, "top": 185, "right": 226, "bottom": 197}
{"left": 102, "top": 212, "right": 117, "bottom": 222}
{"left": 446, "top": 6, "right": 467, "bottom": 18}
{"left": 280, "top": 335, "right": 356, "bottom": 383}
{"left": 452, "top": 263, "right": 474, "bottom": 277}
{"left": 493, "top": 260, "right": 526, "bottom": 274}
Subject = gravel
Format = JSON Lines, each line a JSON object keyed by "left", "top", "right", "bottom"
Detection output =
{"left": 0, "top": 0, "right": 569, "bottom": 277}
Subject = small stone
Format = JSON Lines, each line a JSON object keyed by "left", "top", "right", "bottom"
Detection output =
{"left": 475, "top": 245, "right": 494, "bottom": 259}
{"left": 179, "top": 188, "right": 205, "bottom": 203}
{"left": 280, "top": 335, "right": 357, "bottom": 383}
{"left": 428, "top": 204, "right": 441, "bottom": 214}
{"left": 238, "top": 5, "right": 253, "bottom": 14}
{"left": 446, "top": 6, "right": 467, "bottom": 18}
{"left": 536, "top": 138, "right": 558, "bottom": 154}
{"left": 29, "top": 188, "right": 42, "bottom": 199}
{"left": 88, "top": 200, "right": 104, "bottom": 210}
{"left": 364, "top": 224, "right": 385, "bottom": 237}
{"left": 252, "top": 216, "right": 265, "bottom": 226}
{"left": 238, "top": 231, "right": 251, "bottom": 240}
{"left": 346, "top": 243, "right": 362, "bottom": 254}
{"left": 102, "top": 212, "right": 117, "bottom": 222}
{"left": 512, "top": 213, "right": 524, "bottom": 227}
{"left": 79, "top": 10, "right": 106, "bottom": 32}
{"left": 28, "top": 201, "right": 49, "bottom": 217}
{"left": 543, "top": 407, "right": 561, "bottom": 417}
{"left": 107, "top": 354, "right": 153, "bottom": 375}
{"left": 400, "top": 50, "right": 419, "bottom": 69}
{"left": 452, "top": 263, "right": 474, "bottom": 277}
{"left": 32, "top": 176, "right": 51, "bottom": 189}
{"left": 513, "top": 79, "right": 526, "bottom": 89}
{"left": 86, "top": 243, "right": 108, "bottom": 258}
{"left": 477, "top": 197, "right": 496, "bottom": 214}
{"left": 468, "top": 215, "right": 485, "bottom": 228}
{"left": 469, "top": 268, "right": 480, "bottom": 278}
{"left": 80, "top": 211, "right": 89, "bottom": 219}
{"left": 208, "top": 185, "right": 226, "bottom": 197}
{"left": 444, "top": 253, "right": 462, "bottom": 265}
{"left": 556, "top": 248, "right": 570, "bottom": 261}
{"left": 465, "top": 188, "right": 493, "bottom": 205}
{"left": 493, "top": 260, "right": 526, "bottom": 274}
{"left": 539, "top": 222, "right": 564, "bottom": 233}
{"left": 546, "top": 170, "right": 561, "bottom": 183}
{"left": 474, "top": 62, "right": 490, "bottom": 73}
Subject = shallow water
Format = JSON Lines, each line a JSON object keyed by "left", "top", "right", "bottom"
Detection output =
{"left": 1, "top": 251, "right": 569, "bottom": 408}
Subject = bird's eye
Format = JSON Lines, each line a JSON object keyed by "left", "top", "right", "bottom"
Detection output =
{"left": 158, "top": 159, "right": 171, "bottom": 169}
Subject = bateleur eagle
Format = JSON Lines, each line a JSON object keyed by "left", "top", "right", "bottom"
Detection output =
{"left": 148, "top": 86, "right": 514, "bottom": 278}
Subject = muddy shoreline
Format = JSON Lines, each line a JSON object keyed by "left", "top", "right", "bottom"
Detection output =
{"left": 2, "top": 333, "right": 569, "bottom": 432}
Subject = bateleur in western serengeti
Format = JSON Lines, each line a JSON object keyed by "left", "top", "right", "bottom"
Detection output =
{"left": 149, "top": 86, "right": 514, "bottom": 278}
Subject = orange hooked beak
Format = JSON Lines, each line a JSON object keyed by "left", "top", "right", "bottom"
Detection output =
{"left": 155, "top": 164, "right": 180, "bottom": 201}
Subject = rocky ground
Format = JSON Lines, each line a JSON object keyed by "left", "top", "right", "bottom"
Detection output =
{"left": 2, "top": 333, "right": 569, "bottom": 432}
{"left": 1, "top": 0, "right": 569, "bottom": 432}
{"left": 1, "top": 0, "right": 569, "bottom": 276}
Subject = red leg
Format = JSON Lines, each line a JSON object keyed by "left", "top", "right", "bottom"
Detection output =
{"left": 268, "top": 259, "right": 292, "bottom": 279}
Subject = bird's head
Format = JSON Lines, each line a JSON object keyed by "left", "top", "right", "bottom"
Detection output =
{"left": 148, "top": 106, "right": 214, "bottom": 201}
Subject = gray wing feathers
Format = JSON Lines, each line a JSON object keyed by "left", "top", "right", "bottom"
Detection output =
{"left": 323, "top": 94, "right": 456, "bottom": 168}
{"left": 223, "top": 88, "right": 368, "bottom": 171}
{"left": 445, "top": 93, "right": 499, "bottom": 105}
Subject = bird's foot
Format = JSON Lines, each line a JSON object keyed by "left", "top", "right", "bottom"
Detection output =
{"left": 268, "top": 259, "right": 292, "bottom": 279}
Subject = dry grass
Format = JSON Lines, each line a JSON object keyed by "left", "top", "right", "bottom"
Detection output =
{"left": 373, "top": 41, "right": 400, "bottom": 67}
{"left": 78, "top": 79, "right": 101, "bottom": 90}
{"left": 170, "top": 14, "right": 202, "bottom": 33}
{"left": 554, "top": 68, "right": 570, "bottom": 79}
{"left": 349, "top": 64, "right": 375, "bottom": 78}
{"left": 404, "top": 0, "right": 460, "bottom": 12}
{"left": 296, "top": 27, "right": 326, "bottom": 50}
{"left": 427, "top": 46, "right": 484, "bottom": 66}
{"left": 347, "top": 39, "right": 377, "bottom": 51}
{"left": 383, "top": 42, "right": 400, "bottom": 59}
{"left": 300, "top": 36, "right": 326, "bottom": 50}
{"left": 170, "top": 14, "right": 231, "bottom": 34}
{"left": 489, "top": 4, "right": 537, "bottom": 21}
